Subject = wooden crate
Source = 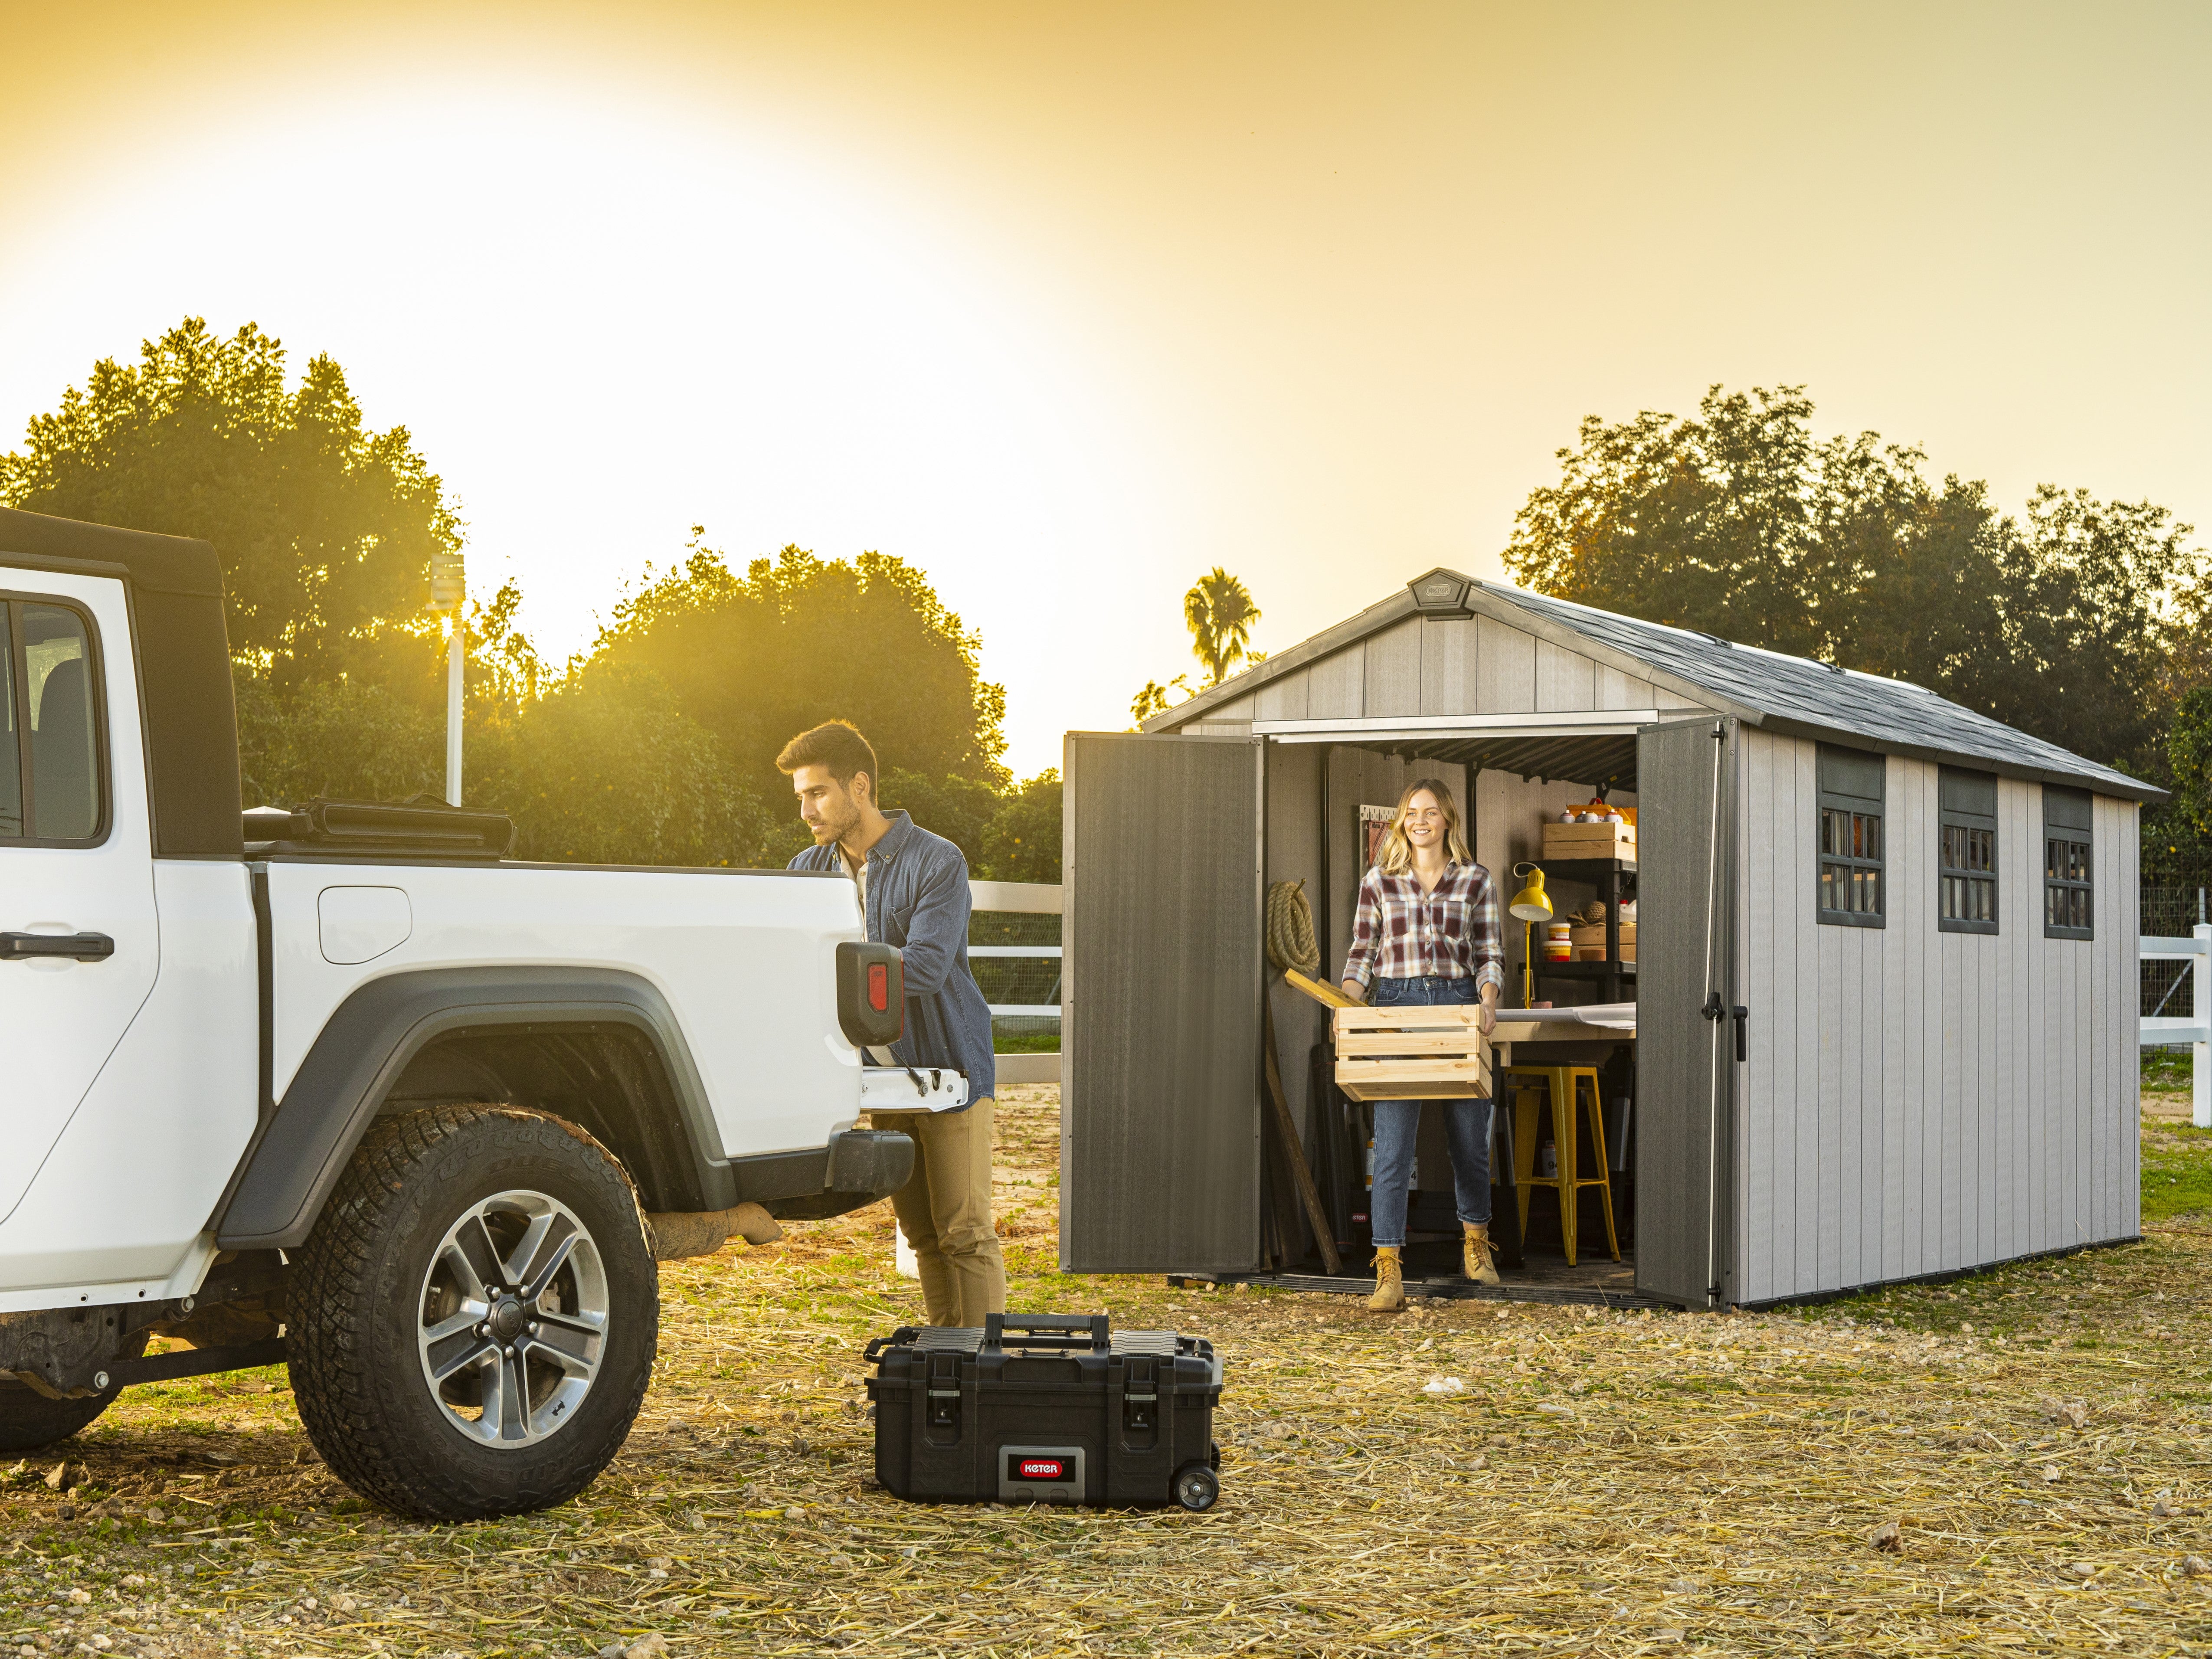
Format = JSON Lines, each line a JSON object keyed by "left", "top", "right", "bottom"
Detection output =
{"left": 1332, "top": 1005, "right": 1492, "bottom": 1101}
{"left": 1541, "top": 821, "right": 1636, "bottom": 860}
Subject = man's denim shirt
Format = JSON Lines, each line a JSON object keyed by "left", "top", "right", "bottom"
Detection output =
{"left": 789, "top": 810, "right": 995, "bottom": 1106}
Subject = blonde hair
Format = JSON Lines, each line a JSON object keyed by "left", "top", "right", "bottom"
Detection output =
{"left": 1377, "top": 777, "right": 1472, "bottom": 874}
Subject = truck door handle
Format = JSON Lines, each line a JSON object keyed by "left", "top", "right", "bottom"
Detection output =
{"left": 1, "top": 932, "right": 115, "bottom": 962}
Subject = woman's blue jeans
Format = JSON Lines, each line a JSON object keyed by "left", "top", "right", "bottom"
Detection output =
{"left": 1368, "top": 975, "right": 1493, "bottom": 1250}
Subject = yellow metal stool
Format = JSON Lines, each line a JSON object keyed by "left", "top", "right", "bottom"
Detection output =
{"left": 1502, "top": 1066, "right": 1620, "bottom": 1266}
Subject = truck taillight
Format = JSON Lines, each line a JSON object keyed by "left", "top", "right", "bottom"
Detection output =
{"left": 867, "top": 962, "right": 889, "bottom": 1013}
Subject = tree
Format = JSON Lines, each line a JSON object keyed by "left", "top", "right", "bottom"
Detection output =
{"left": 1130, "top": 674, "right": 1191, "bottom": 726}
{"left": 473, "top": 663, "right": 776, "bottom": 867}
{"left": 1183, "top": 567, "right": 1262, "bottom": 686}
{"left": 0, "top": 318, "right": 460, "bottom": 699}
{"left": 594, "top": 534, "right": 1009, "bottom": 805}
{"left": 1504, "top": 384, "right": 2205, "bottom": 774}
{"left": 980, "top": 769, "right": 1062, "bottom": 883}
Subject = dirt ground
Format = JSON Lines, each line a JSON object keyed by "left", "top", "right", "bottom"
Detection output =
{"left": 4, "top": 1083, "right": 2210, "bottom": 1657}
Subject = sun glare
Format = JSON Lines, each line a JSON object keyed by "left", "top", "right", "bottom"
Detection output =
{"left": 0, "top": 77, "right": 1148, "bottom": 773}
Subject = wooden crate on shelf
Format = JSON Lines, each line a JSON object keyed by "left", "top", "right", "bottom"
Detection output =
{"left": 1541, "top": 820, "right": 1636, "bottom": 860}
{"left": 1332, "top": 1005, "right": 1492, "bottom": 1101}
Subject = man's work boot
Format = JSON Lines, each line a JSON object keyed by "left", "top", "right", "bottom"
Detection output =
{"left": 1367, "top": 1246, "right": 1406, "bottom": 1312}
{"left": 1463, "top": 1222, "right": 1501, "bottom": 1286}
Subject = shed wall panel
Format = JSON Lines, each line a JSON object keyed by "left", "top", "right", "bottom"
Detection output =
{"left": 1597, "top": 665, "right": 1655, "bottom": 711}
{"left": 1738, "top": 729, "right": 1779, "bottom": 1302}
{"left": 1791, "top": 738, "right": 1821, "bottom": 1295}
{"left": 1365, "top": 618, "right": 1426, "bottom": 717}
{"left": 1307, "top": 648, "right": 1366, "bottom": 719}
{"left": 1255, "top": 669, "right": 1310, "bottom": 723}
{"left": 1418, "top": 618, "right": 1479, "bottom": 714}
{"left": 1476, "top": 618, "right": 1537, "bottom": 712}
{"left": 1536, "top": 641, "right": 1597, "bottom": 712}
{"left": 1265, "top": 742, "right": 1326, "bottom": 1175}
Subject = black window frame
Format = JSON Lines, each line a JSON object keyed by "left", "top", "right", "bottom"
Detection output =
{"left": 1937, "top": 767, "right": 1999, "bottom": 936}
{"left": 2042, "top": 785, "right": 2093, "bottom": 941}
{"left": 0, "top": 591, "right": 112, "bottom": 850}
{"left": 1816, "top": 744, "right": 1885, "bottom": 929}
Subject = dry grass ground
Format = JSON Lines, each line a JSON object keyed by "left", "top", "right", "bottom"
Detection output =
{"left": 5, "top": 1082, "right": 2211, "bottom": 1657}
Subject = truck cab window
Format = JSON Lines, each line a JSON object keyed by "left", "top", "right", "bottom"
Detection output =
{"left": 0, "top": 606, "right": 19, "bottom": 837}
{"left": 11, "top": 601, "right": 103, "bottom": 843}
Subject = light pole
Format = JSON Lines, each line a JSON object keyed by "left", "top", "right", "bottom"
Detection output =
{"left": 431, "top": 551, "right": 465, "bottom": 805}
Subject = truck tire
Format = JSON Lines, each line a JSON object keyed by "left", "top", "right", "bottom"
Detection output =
{"left": 287, "top": 1104, "right": 658, "bottom": 1521}
{"left": 0, "top": 1333, "right": 145, "bottom": 1453}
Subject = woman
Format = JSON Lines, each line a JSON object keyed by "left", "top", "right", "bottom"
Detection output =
{"left": 1339, "top": 777, "right": 1503, "bottom": 1309}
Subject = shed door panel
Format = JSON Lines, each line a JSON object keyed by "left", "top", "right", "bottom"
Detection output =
{"left": 1635, "top": 717, "right": 1734, "bottom": 1307}
{"left": 1062, "top": 732, "right": 1263, "bottom": 1274}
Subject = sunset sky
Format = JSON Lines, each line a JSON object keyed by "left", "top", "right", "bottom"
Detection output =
{"left": 4, "top": 2, "right": 2207, "bottom": 775}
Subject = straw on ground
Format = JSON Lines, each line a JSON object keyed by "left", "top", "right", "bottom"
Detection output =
{"left": 2, "top": 1082, "right": 2208, "bottom": 1656}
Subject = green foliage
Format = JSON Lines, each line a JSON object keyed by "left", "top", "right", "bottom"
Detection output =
{"left": 880, "top": 768, "right": 1003, "bottom": 869}
{"left": 2157, "top": 687, "right": 2212, "bottom": 840}
{"left": 981, "top": 769, "right": 1062, "bottom": 883}
{"left": 1504, "top": 385, "right": 2205, "bottom": 773}
{"left": 1183, "top": 567, "right": 1262, "bottom": 687}
{"left": 2143, "top": 1123, "right": 2212, "bottom": 1223}
{"left": 233, "top": 676, "right": 442, "bottom": 806}
{"left": 0, "top": 318, "right": 460, "bottom": 697}
{"left": 596, "top": 534, "right": 1008, "bottom": 805}
{"left": 474, "top": 663, "right": 778, "bottom": 867}
{"left": 1130, "top": 674, "right": 1190, "bottom": 727}
{"left": 6, "top": 322, "right": 1052, "bottom": 875}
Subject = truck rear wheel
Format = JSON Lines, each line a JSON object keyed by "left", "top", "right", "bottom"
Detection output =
{"left": 287, "top": 1104, "right": 658, "bottom": 1521}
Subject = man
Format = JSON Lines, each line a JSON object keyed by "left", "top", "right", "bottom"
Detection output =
{"left": 777, "top": 720, "right": 1005, "bottom": 1326}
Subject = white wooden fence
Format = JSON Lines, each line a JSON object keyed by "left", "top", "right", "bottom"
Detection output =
{"left": 971, "top": 879, "right": 1061, "bottom": 1086}
{"left": 2142, "top": 923, "right": 2210, "bottom": 1127}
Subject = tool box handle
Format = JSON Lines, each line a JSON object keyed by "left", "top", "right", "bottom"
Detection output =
{"left": 982, "top": 1312, "right": 1110, "bottom": 1351}
{"left": 863, "top": 1327, "right": 921, "bottom": 1362}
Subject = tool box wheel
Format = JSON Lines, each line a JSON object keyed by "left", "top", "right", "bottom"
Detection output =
{"left": 1172, "top": 1461, "right": 1220, "bottom": 1512}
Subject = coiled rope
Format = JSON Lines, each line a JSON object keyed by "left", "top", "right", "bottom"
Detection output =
{"left": 1265, "top": 878, "right": 1322, "bottom": 978}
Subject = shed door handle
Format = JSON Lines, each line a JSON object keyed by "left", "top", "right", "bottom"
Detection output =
{"left": 1, "top": 932, "right": 115, "bottom": 962}
{"left": 1731, "top": 1005, "right": 1748, "bottom": 1063}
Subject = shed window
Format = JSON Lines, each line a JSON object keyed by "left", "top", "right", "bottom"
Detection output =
{"left": 1937, "top": 768, "right": 1998, "bottom": 935}
{"left": 1817, "top": 745, "right": 1884, "bottom": 928}
{"left": 2042, "top": 786, "right": 2093, "bottom": 940}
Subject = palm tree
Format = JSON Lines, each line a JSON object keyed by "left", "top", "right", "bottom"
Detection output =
{"left": 1183, "top": 568, "right": 1262, "bottom": 686}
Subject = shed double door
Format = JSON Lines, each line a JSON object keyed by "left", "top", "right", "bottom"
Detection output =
{"left": 1060, "top": 732, "right": 1265, "bottom": 1274}
{"left": 1635, "top": 717, "right": 1737, "bottom": 1308}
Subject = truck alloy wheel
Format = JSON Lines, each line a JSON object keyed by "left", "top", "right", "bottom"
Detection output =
{"left": 416, "top": 1189, "right": 610, "bottom": 1447}
{"left": 288, "top": 1104, "right": 658, "bottom": 1521}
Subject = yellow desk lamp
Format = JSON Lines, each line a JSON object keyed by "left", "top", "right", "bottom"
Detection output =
{"left": 1508, "top": 862, "right": 1553, "bottom": 1009}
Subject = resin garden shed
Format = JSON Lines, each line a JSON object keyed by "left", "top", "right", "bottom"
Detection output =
{"left": 1060, "top": 569, "right": 2161, "bottom": 1308}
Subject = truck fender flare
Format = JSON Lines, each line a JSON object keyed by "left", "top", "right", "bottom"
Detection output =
{"left": 212, "top": 967, "right": 730, "bottom": 1250}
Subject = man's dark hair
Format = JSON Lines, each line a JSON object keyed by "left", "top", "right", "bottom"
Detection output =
{"left": 776, "top": 720, "right": 880, "bottom": 797}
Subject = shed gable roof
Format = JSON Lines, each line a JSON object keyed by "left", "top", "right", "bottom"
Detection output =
{"left": 1151, "top": 566, "right": 2162, "bottom": 802}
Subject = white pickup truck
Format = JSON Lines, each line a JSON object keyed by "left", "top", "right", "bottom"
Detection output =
{"left": 0, "top": 505, "right": 965, "bottom": 1520}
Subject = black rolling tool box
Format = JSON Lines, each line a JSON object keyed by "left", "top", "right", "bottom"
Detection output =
{"left": 865, "top": 1312, "right": 1225, "bottom": 1511}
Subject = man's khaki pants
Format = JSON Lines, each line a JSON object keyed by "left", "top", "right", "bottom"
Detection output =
{"left": 871, "top": 1097, "right": 1006, "bottom": 1328}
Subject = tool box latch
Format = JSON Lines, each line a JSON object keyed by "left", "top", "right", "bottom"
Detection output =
{"left": 925, "top": 1352, "right": 963, "bottom": 1432}
{"left": 1122, "top": 1356, "right": 1159, "bottom": 1433}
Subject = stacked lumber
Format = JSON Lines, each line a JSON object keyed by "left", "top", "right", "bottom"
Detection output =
{"left": 1332, "top": 1004, "right": 1491, "bottom": 1101}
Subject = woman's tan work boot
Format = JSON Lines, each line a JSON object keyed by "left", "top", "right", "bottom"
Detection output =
{"left": 1463, "top": 1223, "right": 1501, "bottom": 1286}
{"left": 1367, "top": 1246, "right": 1407, "bottom": 1311}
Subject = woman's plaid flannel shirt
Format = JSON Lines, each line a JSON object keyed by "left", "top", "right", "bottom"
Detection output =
{"left": 1340, "top": 861, "right": 1505, "bottom": 994}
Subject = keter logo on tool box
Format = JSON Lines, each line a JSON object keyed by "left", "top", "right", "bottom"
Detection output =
{"left": 1014, "top": 1458, "right": 1067, "bottom": 1481}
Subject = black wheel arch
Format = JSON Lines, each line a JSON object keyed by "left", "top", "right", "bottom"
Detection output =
{"left": 213, "top": 967, "right": 736, "bottom": 1250}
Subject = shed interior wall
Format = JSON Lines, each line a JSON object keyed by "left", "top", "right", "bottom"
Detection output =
{"left": 1733, "top": 729, "right": 2141, "bottom": 1303}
